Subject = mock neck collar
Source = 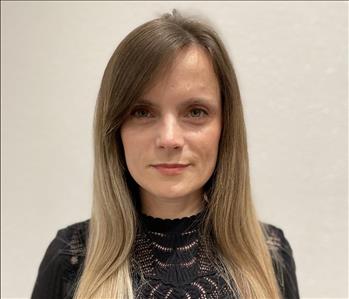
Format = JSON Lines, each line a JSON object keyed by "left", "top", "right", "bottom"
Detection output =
{"left": 139, "top": 209, "right": 206, "bottom": 234}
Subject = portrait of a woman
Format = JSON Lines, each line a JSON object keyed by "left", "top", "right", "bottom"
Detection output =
{"left": 31, "top": 10, "right": 299, "bottom": 299}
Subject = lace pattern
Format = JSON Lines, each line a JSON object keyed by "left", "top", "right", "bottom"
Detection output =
{"left": 130, "top": 212, "right": 236, "bottom": 299}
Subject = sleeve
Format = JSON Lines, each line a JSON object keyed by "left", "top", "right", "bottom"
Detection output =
{"left": 277, "top": 228, "right": 300, "bottom": 299}
{"left": 31, "top": 229, "right": 72, "bottom": 299}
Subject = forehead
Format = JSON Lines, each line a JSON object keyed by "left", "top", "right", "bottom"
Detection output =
{"left": 140, "top": 45, "right": 220, "bottom": 103}
{"left": 170, "top": 45, "right": 215, "bottom": 76}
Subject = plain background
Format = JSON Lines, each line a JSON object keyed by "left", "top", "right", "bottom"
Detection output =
{"left": 1, "top": 1, "right": 348, "bottom": 298}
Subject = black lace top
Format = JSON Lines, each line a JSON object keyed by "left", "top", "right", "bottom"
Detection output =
{"left": 31, "top": 211, "right": 300, "bottom": 299}
{"left": 132, "top": 210, "right": 234, "bottom": 298}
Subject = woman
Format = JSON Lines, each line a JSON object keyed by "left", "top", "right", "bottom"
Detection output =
{"left": 32, "top": 10, "right": 299, "bottom": 299}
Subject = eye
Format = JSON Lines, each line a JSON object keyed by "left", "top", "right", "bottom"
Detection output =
{"left": 131, "top": 108, "right": 153, "bottom": 118}
{"left": 188, "top": 108, "right": 208, "bottom": 118}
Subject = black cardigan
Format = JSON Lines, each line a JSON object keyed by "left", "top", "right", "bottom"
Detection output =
{"left": 31, "top": 212, "right": 300, "bottom": 298}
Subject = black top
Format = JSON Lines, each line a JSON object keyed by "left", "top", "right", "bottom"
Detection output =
{"left": 31, "top": 211, "right": 300, "bottom": 299}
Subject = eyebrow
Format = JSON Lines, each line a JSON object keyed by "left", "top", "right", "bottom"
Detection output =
{"left": 133, "top": 97, "right": 218, "bottom": 109}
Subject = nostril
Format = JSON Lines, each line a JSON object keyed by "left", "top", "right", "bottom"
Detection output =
{"left": 157, "top": 140, "right": 182, "bottom": 149}
{"left": 156, "top": 118, "right": 184, "bottom": 149}
{"left": 156, "top": 134, "right": 183, "bottom": 149}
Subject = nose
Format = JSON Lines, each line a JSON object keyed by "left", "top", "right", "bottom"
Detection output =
{"left": 155, "top": 115, "right": 184, "bottom": 149}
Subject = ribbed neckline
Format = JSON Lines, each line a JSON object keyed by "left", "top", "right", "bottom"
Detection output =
{"left": 139, "top": 209, "right": 206, "bottom": 234}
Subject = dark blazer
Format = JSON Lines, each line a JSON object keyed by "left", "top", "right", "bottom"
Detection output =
{"left": 31, "top": 220, "right": 300, "bottom": 299}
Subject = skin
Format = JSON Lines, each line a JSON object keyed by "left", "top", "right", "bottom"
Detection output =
{"left": 120, "top": 45, "right": 222, "bottom": 219}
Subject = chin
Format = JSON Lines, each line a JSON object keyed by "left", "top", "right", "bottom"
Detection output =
{"left": 154, "top": 190, "right": 189, "bottom": 199}
{"left": 147, "top": 186, "right": 192, "bottom": 199}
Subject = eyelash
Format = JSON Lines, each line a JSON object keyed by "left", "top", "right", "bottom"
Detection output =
{"left": 130, "top": 107, "right": 209, "bottom": 119}
{"left": 131, "top": 108, "right": 152, "bottom": 118}
{"left": 188, "top": 108, "right": 208, "bottom": 118}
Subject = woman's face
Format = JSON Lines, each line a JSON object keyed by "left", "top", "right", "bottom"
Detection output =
{"left": 120, "top": 46, "right": 221, "bottom": 201}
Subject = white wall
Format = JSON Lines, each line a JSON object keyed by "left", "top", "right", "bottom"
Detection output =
{"left": 2, "top": 1, "right": 347, "bottom": 298}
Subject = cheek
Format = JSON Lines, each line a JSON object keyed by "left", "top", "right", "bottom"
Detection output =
{"left": 120, "top": 127, "right": 150, "bottom": 168}
{"left": 192, "top": 125, "right": 221, "bottom": 167}
{"left": 120, "top": 127, "right": 137, "bottom": 165}
{"left": 204, "top": 135, "right": 220, "bottom": 163}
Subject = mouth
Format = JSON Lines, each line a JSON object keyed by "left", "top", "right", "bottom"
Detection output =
{"left": 151, "top": 163, "right": 190, "bottom": 175}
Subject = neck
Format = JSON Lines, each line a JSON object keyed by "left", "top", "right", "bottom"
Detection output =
{"left": 140, "top": 189, "right": 204, "bottom": 220}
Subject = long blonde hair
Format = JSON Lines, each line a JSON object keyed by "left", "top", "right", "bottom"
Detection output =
{"left": 74, "top": 10, "right": 282, "bottom": 299}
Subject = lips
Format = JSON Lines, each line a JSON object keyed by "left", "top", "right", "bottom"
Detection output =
{"left": 151, "top": 163, "right": 190, "bottom": 175}
{"left": 152, "top": 163, "right": 189, "bottom": 168}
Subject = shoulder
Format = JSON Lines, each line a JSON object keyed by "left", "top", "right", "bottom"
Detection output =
{"left": 261, "top": 222, "right": 293, "bottom": 254}
{"left": 55, "top": 219, "right": 90, "bottom": 258}
{"left": 260, "top": 221, "right": 296, "bottom": 270}
{"left": 260, "top": 222, "right": 300, "bottom": 299}
{"left": 32, "top": 219, "right": 90, "bottom": 299}
{"left": 38, "top": 218, "right": 90, "bottom": 271}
